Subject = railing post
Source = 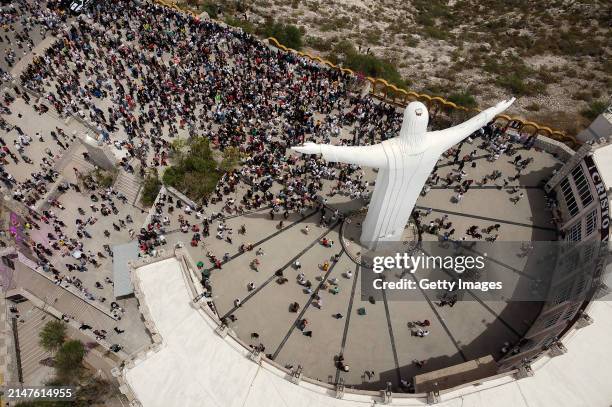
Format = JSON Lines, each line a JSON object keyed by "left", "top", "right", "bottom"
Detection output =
{"left": 515, "top": 363, "right": 534, "bottom": 379}
{"left": 334, "top": 377, "right": 344, "bottom": 399}
{"left": 573, "top": 312, "right": 594, "bottom": 329}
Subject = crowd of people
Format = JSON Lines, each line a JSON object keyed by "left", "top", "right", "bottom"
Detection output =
{"left": 0, "top": 0, "right": 548, "bottom": 383}
{"left": 0, "top": 0, "right": 407, "bottom": 355}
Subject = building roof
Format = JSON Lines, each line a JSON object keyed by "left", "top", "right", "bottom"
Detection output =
{"left": 122, "top": 256, "right": 612, "bottom": 407}
{"left": 592, "top": 143, "right": 612, "bottom": 193}
{"left": 112, "top": 241, "right": 139, "bottom": 298}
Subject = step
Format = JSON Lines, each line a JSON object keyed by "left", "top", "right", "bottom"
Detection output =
{"left": 115, "top": 179, "right": 140, "bottom": 194}
{"left": 71, "top": 154, "right": 96, "bottom": 171}
{"left": 114, "top": 171, "right": 142, "bottom": 204}
{"left": 16, "top": 308, "right": 52, "bottom": 380}
{"left": 116, "top": 173, "right": 141, "bottom": 188}
{"left": 52, "top": 142, "right": 80, "bottom": 173}
{"left": 12, "top": 263, "right": 118, "bottom": 322}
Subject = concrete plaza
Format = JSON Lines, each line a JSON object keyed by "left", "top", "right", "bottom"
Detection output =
{"left": 159, "top": 133, "right": 562, "bottom": 391}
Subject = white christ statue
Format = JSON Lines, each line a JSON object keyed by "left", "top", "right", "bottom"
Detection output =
{"left": 292, "top": 98, "right": 515, "bottom": 249}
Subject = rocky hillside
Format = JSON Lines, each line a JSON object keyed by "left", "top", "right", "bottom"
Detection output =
{"left": 183, "top": 0, "right": 611, "bottom": 133}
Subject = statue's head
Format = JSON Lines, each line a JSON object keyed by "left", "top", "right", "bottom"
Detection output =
{"left": 400, "top": 101, "right": 429, "bottom": 144}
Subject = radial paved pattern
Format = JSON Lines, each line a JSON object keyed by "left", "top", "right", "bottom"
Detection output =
{"left": 0, "top": 1, "right": 573, "bottom": 396}
{"left": 163, "top": 135, "right": 562, "bottom": 391}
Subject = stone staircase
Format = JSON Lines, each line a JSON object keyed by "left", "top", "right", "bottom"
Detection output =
{"left": 11, "top": 266, "right": 120, "bottom": 346}
{"left": 70, "top": 152, "right": 96, "bottom": 174}
{"left": 15, "top": 306, "right": 52, "bottom": 382}
{"left": 114, "top": 170, "right": 143, "bottom": 206}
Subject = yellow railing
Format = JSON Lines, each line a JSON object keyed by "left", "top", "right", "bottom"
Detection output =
{"left": 155, "top": 1, "right": 580, "bottom": 149}
{"left": 266, "top": 39, "right": 579, "bottom": 149}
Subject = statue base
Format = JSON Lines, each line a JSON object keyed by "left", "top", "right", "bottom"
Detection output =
{"left": 340, "top": 211, "right": 420, "bottom": 267}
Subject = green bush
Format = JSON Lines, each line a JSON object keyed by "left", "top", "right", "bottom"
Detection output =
{"left": 306, "top": 36, "right": 333, "bottom": 52}
{"left": 405, "top": 35, "right": 419, "bottom": 47}
{"left": 536, "top": 69, "right": 557, "bottom": 85}
{"left": 54, "top": 340, "right": 86, "bottom": 382}
{"left": 224, "top": 16, "right": 255, "bottom": 33}
{"left": 351, "top": 54, "right": 405, "bottom": 86}
{"left": 92, "top": 168, "right": 117, "bottom": 188}
{"left": 15, "top": 401, "right": 68, "bottom": 407}
{"left": 73, "top": 377, "right": 112, "bottom": 406}
{"left": 603, "top": 59, "right": 612, "bottom": 75}
{"left": 496, "top": 74, "right": 526, "bottom": 95}
{"left": 421, "top": 83, "right": 451, "bottom": 96}
{"left": 317, "top": 16, "right": 350, "bottom": 33}
{"left": 448, "top": 91, "right": 478, "bottom": 108}
{"left": 20, "top": 336, "right": 112, "bottom": 406}
{"left": 233, "top": 0, "right": 247, "bottom": 13}
{"left": 496, "top": 74, "right": 544, "bottom": 96}
{"left": 413, "top": 0, "right": 452, "bottom": 25}
{"left": 363, "top": 28, "right": 382, "bottom": 45}
{"left": 141, "top": 169, "right": 162, "bottom": 207}
{"left": 572, "top": 91, "right": 592, "bottom": 102}
{"left": 201, "top": 3, "right": 219, "bottom": 19}
{"left": 39, "top": 320, "right": 66, "bottom": 353}
{"left": 162, "top": 137, "right": 222, "bottom": 202}
{"left": 424, "top": 25, "right": 450, "bottom": 40}
{"left": 259, "top": 20, "right": 303, "bottom": 50}
{"left": 220, "top": 146, "right": 242, "bottom": 172}
{"left": 329, "top": 41, "right": 408, "bottom": 88}
{"left": 484, "top": 57, "right": 532, "bottom": 78}
{"left": 581, "top": 100, "right": 607, "bottom": 121}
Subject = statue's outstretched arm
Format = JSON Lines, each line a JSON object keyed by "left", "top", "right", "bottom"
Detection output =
{"left": 292, "top": 142, "right": 387, "bottom": 168}
{"left": 430, "top": 98, "right": 516, "bottom": 153}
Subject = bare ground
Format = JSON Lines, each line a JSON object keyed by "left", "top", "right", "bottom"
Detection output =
{"left": 182, "top": 0, "right": 611, "bottom": 133}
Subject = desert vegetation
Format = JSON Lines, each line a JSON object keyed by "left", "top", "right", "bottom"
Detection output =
{"left": 178, "top": 0, "right": 610, "bottom": 133}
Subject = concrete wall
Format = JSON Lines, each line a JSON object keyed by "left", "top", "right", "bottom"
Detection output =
{"left": 80, "top": 137, "right": 117, "bottom": 171}
{"left": 577, "top": 114, "right": 612, "bottom": 143}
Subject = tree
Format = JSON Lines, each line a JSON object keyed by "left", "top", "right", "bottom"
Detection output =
{"left": 282, "top": 24, "right": 303, "bottom": 50}
{"left": 170, "top": 137, "right": 188, "bottom": 160}
{"left": 16, "top": 378, "right": 112, "bottom": 407}
{"left": 201, "top": 2, "right": 219, "bottom": 18}
{"left": 39, "top": 320, "right": 66, "bottom": 353}
{"left": 224, "top": 16, "right": 255, "bottom": 34}
{"left": 54, "top": 340, "right": 86, "bottom": 382}
{"left": 92, "top": 168, "right": 117, "bottom": 188}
